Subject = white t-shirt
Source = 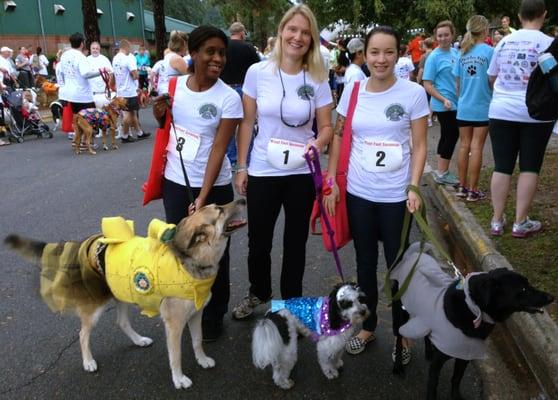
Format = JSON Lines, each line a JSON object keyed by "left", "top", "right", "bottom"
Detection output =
{"left": 344, "top": 63, "right": 366, "bottom": 86}
{"left": 112, "top": 52, "right": 138, "bottom": 98}
{"left": 336, "top": 78, "right": 429, "bottom": 202}
{"left": 31, "top": 54, "right": 49, "bottom": 76}
{"left": 395, "top": 56, "right": 415, "bottom": 80}
{"left": 58, "top": 48, "right": 95, "bottom": 102}
{"left": 487, "top": 29, "right": 553, "bottom": 122}
{"left": 164, "top": 75, "right": 243, "bottom": 187}
{"left": 157, "top": 52, "right": 183, "bottom": 95}
{"left": 87, "top": 54, "right": 113, "bottom": 94}
{"left": 320, "top": 45, "right": 331, "bottom": 71}
{"left": 242, "top": 60, "right": 333, "bottom": 176}
{"left": 0, "top": 56, "right": 11, "bottom": 74}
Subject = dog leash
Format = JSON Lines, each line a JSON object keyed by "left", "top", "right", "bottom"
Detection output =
{"left": 99, "top": 69, "right": 112, "bottom": 100}
{"left": 383, "top": 185, "right": 464, "bottom": 304}
{"left": 305, "top": 145, "right": 345, "bottom": 282}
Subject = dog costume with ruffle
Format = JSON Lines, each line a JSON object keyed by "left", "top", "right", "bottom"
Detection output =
{"left": 77, "top": 108, "right": 112, "bottom": 130}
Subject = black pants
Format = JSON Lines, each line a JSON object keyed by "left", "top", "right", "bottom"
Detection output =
{"left": 436, "top": 110, "right": 459, "bottom": 160}
{"left": 347, "top": 192, "right": 410, "bottom": 335}
{"left": 138, "top": 74, "right": 148, "bottom": 90}
{"left": 246, "top": 174, "right": 315, "bottom": 301}
{"left": 162, "top": 178, "right": 234, "bottom": 321}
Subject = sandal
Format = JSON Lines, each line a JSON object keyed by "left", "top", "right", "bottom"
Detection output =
{"left": 392, "top": 344, "right": 412, "bottom": 365}
{"left": 345, "top": 332, "right": 376, "bottom": 355}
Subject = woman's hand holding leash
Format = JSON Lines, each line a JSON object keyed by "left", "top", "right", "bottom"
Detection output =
{"left": 406, "top": 187, "right": 422, "bottom": 213}
{"left": 152, "top": 93, "right": 171, "bottom": 128}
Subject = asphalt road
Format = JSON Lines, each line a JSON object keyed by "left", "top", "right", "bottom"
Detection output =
{"left": 0, "top": 109, "right": 482, "bottom": 399}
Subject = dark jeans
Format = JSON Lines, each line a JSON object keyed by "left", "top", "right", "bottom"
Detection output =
{"left": 247, "top": 174, "right": 315, "bottom": 300}
{"left": 347, "top": 192, "right": 410, "bottom": 334}
{"left": 162, "top": 178, "right": 234, "bottom": 322}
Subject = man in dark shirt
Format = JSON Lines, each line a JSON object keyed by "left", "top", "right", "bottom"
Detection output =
{"left": 220, "top": 22, "right": 260, "bottom": 169}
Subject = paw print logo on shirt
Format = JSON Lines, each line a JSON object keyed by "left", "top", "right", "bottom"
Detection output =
{"left": 467, "top": 65, "right": 477, "bottom": 76}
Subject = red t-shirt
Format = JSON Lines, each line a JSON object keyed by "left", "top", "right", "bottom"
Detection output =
{"left": 408, "top": 36, "right": 424, "bottom": 64}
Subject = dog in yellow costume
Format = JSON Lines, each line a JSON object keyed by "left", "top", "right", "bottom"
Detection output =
{"left": 5, "top": 199, "right": 247, "bottom": 390}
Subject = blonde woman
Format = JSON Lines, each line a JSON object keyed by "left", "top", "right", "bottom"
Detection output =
{"left": 452, "top": 15, "right": 493, "bottom": 201}
{"left": 232, "top": 4, "right": 333, "bottom": 319}
{"left": 157, "top": 30, "right": 189, "bottom": 95}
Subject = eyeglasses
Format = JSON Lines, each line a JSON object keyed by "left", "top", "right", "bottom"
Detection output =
{"left": 278, "top": 68, "right": 311, "bottom": 128}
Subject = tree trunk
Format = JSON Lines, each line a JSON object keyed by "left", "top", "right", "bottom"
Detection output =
{"left": 82, "top": 0, "right": 100, "bottom": 52}
{"left": 153, "top": 0, "right": 167, "bottom": 60}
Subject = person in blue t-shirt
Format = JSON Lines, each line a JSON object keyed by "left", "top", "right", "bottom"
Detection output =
{"left": 423, "top": 20, "right": 460, "bottom": 186}
{"left": 452, "top": 15, "right": 494, "bottom": 202}
{"left": 135, "top": 44, "right": 151, "bottom": 90}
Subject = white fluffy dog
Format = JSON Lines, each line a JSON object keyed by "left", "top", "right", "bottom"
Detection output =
{"left": 251, "top": 283, "right": 369, "bottom": 389}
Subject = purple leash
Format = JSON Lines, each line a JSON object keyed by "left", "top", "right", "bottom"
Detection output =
{"left": 305, "top": 146, "right": 345, "bottom": 282}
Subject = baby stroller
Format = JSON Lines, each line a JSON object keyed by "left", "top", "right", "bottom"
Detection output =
{"left": 1, "top": 89, "right": 53, "bottom": 143}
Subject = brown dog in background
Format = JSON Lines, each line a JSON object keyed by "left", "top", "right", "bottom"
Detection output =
{"left": 73, "top": 97, "right": 127, "bottom": 155}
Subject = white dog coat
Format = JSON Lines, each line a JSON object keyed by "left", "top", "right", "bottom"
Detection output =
{"left": 390, "top": 242, "right": 488, "bottom": 360}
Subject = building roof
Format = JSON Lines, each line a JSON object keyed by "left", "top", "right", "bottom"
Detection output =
{"left": 143, "top": 10, "right": 197, "bottom": 34}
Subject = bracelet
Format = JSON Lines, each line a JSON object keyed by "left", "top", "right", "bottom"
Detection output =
{"left": 236, "top": 166, "right": 248, "bottom": 173}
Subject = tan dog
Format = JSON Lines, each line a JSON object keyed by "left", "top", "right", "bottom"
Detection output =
{"left": 73, "top": 97, "right": 127, "bottom": 155}
{"left": 4, "top": 199, "right": 247, "bottom": 389}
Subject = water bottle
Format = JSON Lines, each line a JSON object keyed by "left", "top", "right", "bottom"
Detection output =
{"left": 538, "top": 52, "right": 558, "bottom": 93}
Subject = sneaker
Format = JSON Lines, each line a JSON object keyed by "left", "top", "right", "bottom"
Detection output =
{"left": 94, "top": 131, "right": 102, "bottom": 138}
{"left": 137, "top": 132, "right": 151, "bottom": 140}
{"left": 490, "top": 216, "right": 506, "bottom": 236}
{"left": 512, "top": 218, "right": 542, "bottom": 238}
{"left": 466, "top": 190, "right": 486, "bottom": 202}
{"left": 67, "top": 132, "right": 75, "bottom": 140}
{"left": 392, "top": 344, "right": 412, "bottom": 365}
{"left": 202, "top": 319, "right": 223, "bottom": 342}
{"left": 121, "top": 135, "right": 137, "bottom": 143}
{"left": 345, "top": 332, "right": 376, "bottom": 355}
{"left": 455, "top": 186, "right": 468, "bottom": 198}
{"left": 433, "top": 171, "right": 460, "bottom": 186}
{"left": 232, "top": 293, "right": 270, "bottom": 320}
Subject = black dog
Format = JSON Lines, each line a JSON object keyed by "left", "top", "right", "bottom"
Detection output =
{"left": 390, "top": 243, "right": 554, "bottom": 400}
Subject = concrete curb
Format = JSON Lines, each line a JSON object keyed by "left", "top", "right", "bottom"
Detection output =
{"left": 424, "top": 172, "right": 558, "bottom": 399}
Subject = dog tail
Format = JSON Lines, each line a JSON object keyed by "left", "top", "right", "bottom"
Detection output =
{"left": 4, "top": 234, "right": 46, "bottom": 267}
{"left": 252, "top": 313, "right": 289, "bottom": 369}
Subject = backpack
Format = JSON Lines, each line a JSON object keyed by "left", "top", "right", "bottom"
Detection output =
{"left": 526, "top": 38, "right": 558, "bottom": 121}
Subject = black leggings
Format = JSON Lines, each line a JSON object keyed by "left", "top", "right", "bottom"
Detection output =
{"left": 436, "top": 110, "right": 459, "bottom": 160}
{"left": 162, "top": 178, "right": 234, "bottom": 321}
{"left": 246, "top": 174, "right": 315, "bottom": 301}
{"left": 489, "top": 119, "right": 554, "bottom": 175}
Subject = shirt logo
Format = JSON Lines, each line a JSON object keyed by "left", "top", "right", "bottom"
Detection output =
{"left": 384, "top": 103, "right": 406, "bottom": 121}
{"left": 198, "top": 103, "right": 218, "bottom": 120}
{"left": 297, "top": 84, "right": 314, "bottom": 100}
{"left": 467, "top": 65, "right": 477, "bottom": 76}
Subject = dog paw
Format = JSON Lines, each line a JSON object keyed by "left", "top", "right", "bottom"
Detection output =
{"left": 196, "top": 356, "right": 215, "bottom": 369}
{"left": 83, "top": 358, "right": 98, "bottom": 372}
{"left": 172, "top": 374, "right": 193, "bottom": 389}
{"left": 134, "top": 336, "right": 153, "bottom": 347}
{"left": 276, "top": 378, "right": 294, "bottom": 390}
{"left": 323, "top": 367, "right": 339, "bottom": 379}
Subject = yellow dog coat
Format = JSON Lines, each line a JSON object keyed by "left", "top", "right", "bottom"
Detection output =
{"left": 100, "top": 217, "right": 216, "bottom": 317}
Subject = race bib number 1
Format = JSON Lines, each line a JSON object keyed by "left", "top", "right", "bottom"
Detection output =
{"left": 172, "top": 124, "right": 201, "bottom": 162}
{"left": 266, "top": 138, "right": 306, "bottom": 170}
{"left": 362, "top": 140, "right": 403, "bottom": 172}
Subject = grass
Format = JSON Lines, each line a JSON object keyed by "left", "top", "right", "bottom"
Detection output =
{"left": 464, "top": 151, "right": 558, "bottom": 321}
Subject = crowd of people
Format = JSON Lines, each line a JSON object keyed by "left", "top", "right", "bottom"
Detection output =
{"left": 1, "top": 0, "right": 556, "bottom": 364}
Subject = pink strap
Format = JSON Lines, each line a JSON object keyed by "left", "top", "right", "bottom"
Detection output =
{"left": 338, "top": 81, "right": 360, "bottom": 174}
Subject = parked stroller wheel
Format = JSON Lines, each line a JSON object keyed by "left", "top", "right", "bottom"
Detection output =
{"left": 16, "top": 136, "right": 24, "bottom": 143}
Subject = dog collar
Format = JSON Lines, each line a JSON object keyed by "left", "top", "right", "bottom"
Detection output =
{"left": 463, "top": 273, "right": 495, "bottom": 328}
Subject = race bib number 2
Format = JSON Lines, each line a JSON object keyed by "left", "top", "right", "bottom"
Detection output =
{"left": 266, "top": 138, "right": 306, "bottom": 170}
{"left": 363, "top": 140, "right": 403, "bottom": 172}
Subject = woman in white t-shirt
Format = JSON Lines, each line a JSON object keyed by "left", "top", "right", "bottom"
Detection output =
{"left": 154, "top": 26, "right": 243, "bottom": 341}
{"left": 232, "top": 4, "right": 333, "bottom": 319}
{"left": 487, "top": 0, "right": 554, "bottom": 238}
{"left": 324, "top": 26, "right": 428, "bottom": 361}
{"left": 157, "top": 31, "right": 190, "bottom": 95}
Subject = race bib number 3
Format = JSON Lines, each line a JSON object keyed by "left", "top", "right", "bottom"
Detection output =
{"left": 363, "top": 140, "right": 403, "bottom": 172}
{"left": 267, "top": 138, "right": 306, "bottom": 170}
{"left": 172, "top": 124, "right": 201, "bottom": 162}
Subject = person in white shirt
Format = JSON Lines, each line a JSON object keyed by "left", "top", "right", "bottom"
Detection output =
{"left": 156, "top": 31, "right": 189, "bottom": 95}
{"left": 152, "top": 26, "right": 243, "bottom": 342}
{"left": 394, "top": 45, "right": 415, "bottom": 80}
{"left": 30, "top": 47, "right": 49, "bottom": 77}
{"left": 487, "top": 0, "right": 554, "bottom": 238}
{"left": 324, "top": 25, "right": 428, "bottom": 361}
{"left": 112, "top": 39, "right": 149, "bottom": 142}
{"left": 344, "top": 37, "right": 367, "bottom": 86}
{"left": 87, "top": 42, "right": 113, "bottom": 108}
{"left": 0, "top": 46, "right": 17, "bottom": 89}
{"left": 58, "top": 33, "right": 103, "bottom": 140}
{"left": 232, "top": 5, "right": 333, "bottom": 320}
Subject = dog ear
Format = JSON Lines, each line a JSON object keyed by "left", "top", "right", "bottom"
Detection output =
{"left": 328, "top": 286, "right": 343, "bottom": 330}
{"left": 186, "top": 225, "right": 210, "bottom": 249}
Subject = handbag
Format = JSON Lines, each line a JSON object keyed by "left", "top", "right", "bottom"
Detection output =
{"left": 61, "top": 102, "right": 73, "bottom": 133}
{"left": 310, "top": 80, "right": 360, "bottom": 251}
{"left": 142, "top": 77, "right": 178, "bottom": 206}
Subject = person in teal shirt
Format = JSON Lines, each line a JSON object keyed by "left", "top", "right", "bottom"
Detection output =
{"left": 135, "top": 44, "right": 151, "bottom": 90}
{"left": 423, "top": 20, "right": 460, "bottom": 186}
{"left": 452, "top": 15, "right": 494, "bottom": 202}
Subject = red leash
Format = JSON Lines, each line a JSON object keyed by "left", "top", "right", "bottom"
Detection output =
{"left": 99, "top": 69, "right": 112, "bottom": 99}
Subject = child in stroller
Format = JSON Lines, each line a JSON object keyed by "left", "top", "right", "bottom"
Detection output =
{"left": 1, "top": 88, "right": 52, "bottom": 143}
